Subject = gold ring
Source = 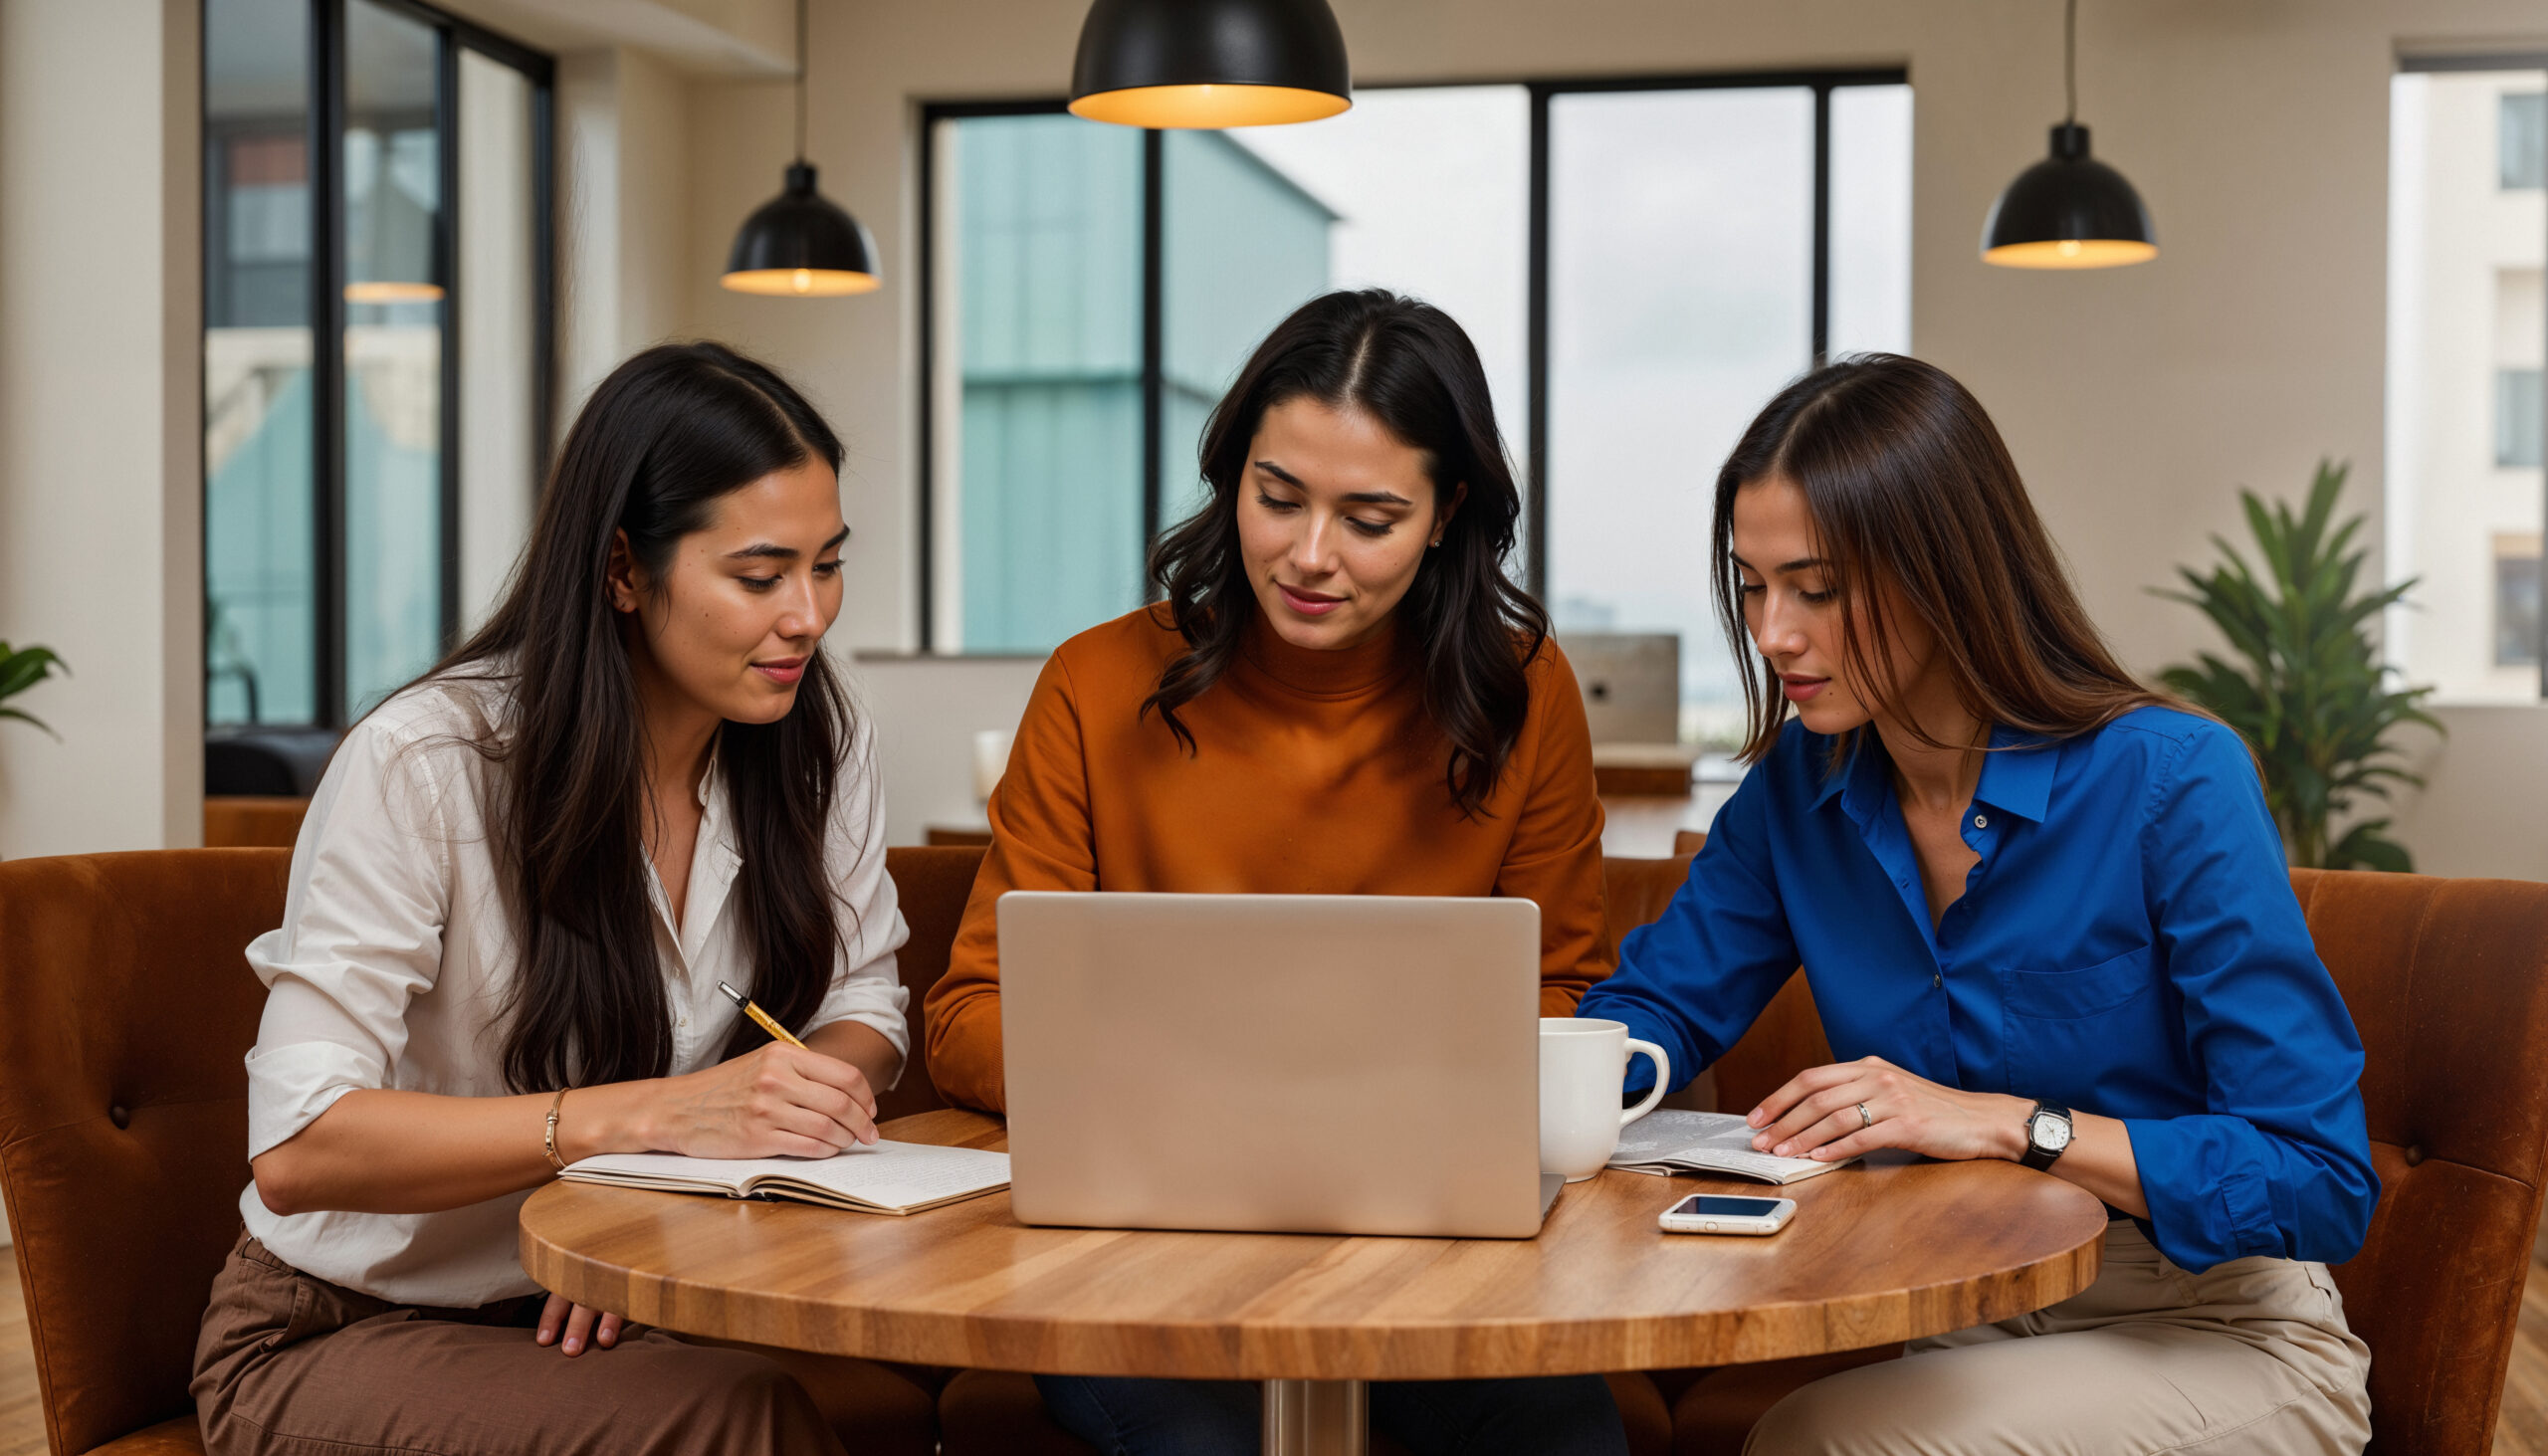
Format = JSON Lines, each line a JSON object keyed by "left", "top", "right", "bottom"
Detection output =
{"left": 1856, "top": 1101, "right": 1873, "bottom": 1131}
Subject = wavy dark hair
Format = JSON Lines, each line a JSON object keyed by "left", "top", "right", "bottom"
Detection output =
{"left": 1144, "top": 289, "right": 1546, "bottom": 816}
{"left": 410, "top": 341, "right": 855, "bottom": 1093}
{"left": 1714, "top": 352, "right": 2187, "bottom": 765}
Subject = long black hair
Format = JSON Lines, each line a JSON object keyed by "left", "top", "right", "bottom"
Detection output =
{"left": 1144, "top": 289, "right": 1546, "bottom": 817}
{"left": 417, "top": 341, "right": 856, "bottom": 1093}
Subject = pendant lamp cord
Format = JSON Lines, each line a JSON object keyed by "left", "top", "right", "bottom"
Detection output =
{"left": 2063, "top": 0, "right": 2078, "bottom": 124}
{"left": 784, "top": 0, "right": 804, "bottom": 162}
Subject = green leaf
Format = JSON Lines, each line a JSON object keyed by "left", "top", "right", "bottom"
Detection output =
{"left": 0, "top": 645, "right": 66, "bottom": 702}
{"left": 2327, "top": 820, "right": 2414, "bottom": 874}
{"left": 2154, "top": 459, "right": 2441, "bottom": 873}
{"left": 0, "top": 706, "right": 59, "bottom": 739}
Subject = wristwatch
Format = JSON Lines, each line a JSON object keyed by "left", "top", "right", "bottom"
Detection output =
{"left": 2018, "top": 1101, "right": 2073, "bottom": 1171}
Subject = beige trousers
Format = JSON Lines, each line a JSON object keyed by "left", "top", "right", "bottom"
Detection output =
{"left": 1746, "top": 1221, "right": 2371, "bottom": 1456}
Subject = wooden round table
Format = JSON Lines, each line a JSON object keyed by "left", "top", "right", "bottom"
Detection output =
{"left": 522, "top": 1109, "right": 2108, "bottom": 1455}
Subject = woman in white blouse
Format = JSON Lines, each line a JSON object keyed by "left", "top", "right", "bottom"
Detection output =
{"left": 190, "top": 342, "right": 923, "bottom": 1456}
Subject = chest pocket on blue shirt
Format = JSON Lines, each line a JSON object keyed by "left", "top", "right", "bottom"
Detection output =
{"left": 2002, "top": 942, "right": 2162, "bottom": 1103}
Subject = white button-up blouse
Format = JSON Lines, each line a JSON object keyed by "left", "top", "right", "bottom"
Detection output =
{"left": 237, "top": 674, "right": 911, "bottom": 1307}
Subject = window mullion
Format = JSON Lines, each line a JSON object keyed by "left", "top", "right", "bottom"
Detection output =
{"left": 1140, "top": 127, "right": 1165, "bottom": 598}
{"left": 313, "top": 0, "right": 348, "bottom": 728}
{"left": 1525, "top": 84, "right": 1551, "bottom": 601}
{"left": 435, "top": 24, "right": 461, "bottom": 653}
{"left": 1811, "top": 83, "right": 1831, "bottom": 369}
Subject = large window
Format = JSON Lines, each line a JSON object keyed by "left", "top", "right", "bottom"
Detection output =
{"left": 204, "top": 0, "right": 552, "bottom": 728}
{"left": 2387, "top": 59, "right": 2548, "bottom": 698}
{"left": 920, "top": 73, "right": 1911, "bottom": 736}
{"left": 1542, "top": 77, "right": 1911, "bottom": 741}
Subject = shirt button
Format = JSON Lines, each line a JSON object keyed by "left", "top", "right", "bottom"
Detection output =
{"left": 677, "top": 1015, "right": 689, "bottom": 1029}
{"left": 1973, "top": 814, "right": 1988, "bottom": 829}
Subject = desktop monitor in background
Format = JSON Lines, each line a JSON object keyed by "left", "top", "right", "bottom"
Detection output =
{"left": 1557, "top": 632, "right": 1679, "bottom": 744}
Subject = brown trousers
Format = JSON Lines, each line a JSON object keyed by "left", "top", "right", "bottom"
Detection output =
{"left": 191, "top": 1232, "right": 939, "bottom": 1456}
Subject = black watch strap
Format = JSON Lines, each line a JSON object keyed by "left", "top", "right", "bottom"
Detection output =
{"left": 2019, "top": 1101, "right": 2072, "bottom": 1171}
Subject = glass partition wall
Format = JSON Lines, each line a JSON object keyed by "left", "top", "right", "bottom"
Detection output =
{"left": 204, "top": 0, "right": 551, "bottom": 730}
{"left": 920, "top": 75, "right": 1910, "bottom": 744}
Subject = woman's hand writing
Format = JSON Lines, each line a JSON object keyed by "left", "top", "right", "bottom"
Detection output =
{"left": 1747, "top": 1055, "right": 2030, "bottom": 1164}
{"left": 640, "top": 1042, "right": 878, "bottom": 1159}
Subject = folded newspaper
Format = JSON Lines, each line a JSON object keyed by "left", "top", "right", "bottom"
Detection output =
{"left": 1607, "top": 1109, "right": 1859, "bottom": 1185}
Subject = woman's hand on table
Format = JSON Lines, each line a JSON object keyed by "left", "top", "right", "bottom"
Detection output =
{"left": 1745, "top": 1055, "right": 2153, "bottom": 1216}
{"left": 535, "top": 1293, "right": 641, "bottom": 1356}
{"left": 639, "top": 1042, "right": 878, "bottom": 1158}
{"left": 1748, "top": 1055, "right": 2029, "bottom": 1163}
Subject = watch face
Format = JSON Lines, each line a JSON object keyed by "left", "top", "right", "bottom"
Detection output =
{"left": 2031, "top": 1112, "right": 2072, "bottom": 1150}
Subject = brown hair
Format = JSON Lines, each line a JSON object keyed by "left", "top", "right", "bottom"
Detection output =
{"left": 1713, "top": 352, "right": 2186, "bottom": 765}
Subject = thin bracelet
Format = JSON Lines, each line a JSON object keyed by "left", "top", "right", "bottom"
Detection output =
{"left": 543, "top": 1087, "right": 571, "bottom": 1172}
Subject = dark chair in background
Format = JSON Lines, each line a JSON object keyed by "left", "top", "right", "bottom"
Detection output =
{"left": 201, "top": 728, "right": 337, "bottom": 850}
{"left": 201, "top": 729, "right": 337, "bottom": 798}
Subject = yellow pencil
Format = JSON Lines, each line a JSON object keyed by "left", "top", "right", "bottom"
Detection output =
{"left": 716, "top": 980, "right": 808, "bottom": 1050}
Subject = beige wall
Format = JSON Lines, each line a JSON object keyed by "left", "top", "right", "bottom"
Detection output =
{"left": 0, "top": 0, "right": 202, "bottom": 859}
{"left": 664, "top": 0, "right": 2547, "bottom": 874}
{"left": 558, "top": 45, "right": 699, "bottom": 419}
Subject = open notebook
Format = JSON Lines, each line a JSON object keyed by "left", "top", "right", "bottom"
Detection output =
{"left": 561, "top": 1141, "right": 1011, "bottom": 1216}
{"left": 1608, "top": 1109, "right": 1859, "bottom": 1185}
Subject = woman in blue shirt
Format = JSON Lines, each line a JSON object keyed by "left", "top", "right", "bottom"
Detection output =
{"left": 1578, "top": 354, "right": 2376, "bottom": 1454}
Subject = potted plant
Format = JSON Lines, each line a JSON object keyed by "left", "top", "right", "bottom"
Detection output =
{"left": 0, "top": 642, "right": 65, "bottom": 736}
{"left": 2154, "top": 461, "right": 2441, "bottom": 871}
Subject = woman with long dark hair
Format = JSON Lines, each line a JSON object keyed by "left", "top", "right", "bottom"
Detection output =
{"left": 192, "top": 342, "right": 931, "bottom": 1456}
{"left": 1578, "top": 354, "right": 2377, "bottom": 1454}
{"left": 924, "top": 290, "right": 1629, "bottom": 1453}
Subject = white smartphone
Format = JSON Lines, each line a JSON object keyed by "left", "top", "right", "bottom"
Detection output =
{"left": 1657, "top": 1193, "right": 1797, "bottom": 1236}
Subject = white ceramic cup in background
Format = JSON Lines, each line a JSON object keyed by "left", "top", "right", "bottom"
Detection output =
{"left": 1539, "top": 1017, "right": 1669, "bottom": 1182}
{"left": 971, "top": 728, "right": 1014, "bottom": 806}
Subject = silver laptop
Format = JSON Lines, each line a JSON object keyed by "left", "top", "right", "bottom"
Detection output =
{"left": 998, "top": 892, "right": 1561, "bottom": 1239}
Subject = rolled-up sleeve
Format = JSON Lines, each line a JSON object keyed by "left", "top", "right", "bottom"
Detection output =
{"left": 1576, "top": 766, "right": 1801, "bottom": 1097}
{"left": 244, "top": 717, "right": 455, "bottom": 1159}
{"left": 2126, "top": 724, "right": 2380, "bottom": 1270}
{"left": 808, "top": 716, "right": 913, "bottom": 1075}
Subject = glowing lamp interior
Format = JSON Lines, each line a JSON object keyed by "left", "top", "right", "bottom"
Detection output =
{"left": 721, "top": 267, "right": 881, "bottom": 297}
{"left": 1068, "top": 84, "right": 1350, "bottom": 129}
{"left": 1982, "top": 238, "right": 2158, "bottom": 270}
{"left": 343, "top": 281, "right": 446, "bottom": 303}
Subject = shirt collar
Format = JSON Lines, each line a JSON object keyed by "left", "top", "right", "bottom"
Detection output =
{"left": 1974, "top": 725, "right": 2058, "bottom": 823}
{"left": 694, "top": 738, "right": 723, "bottom": 810}
{"left": 1805, "top": 724, "right": 2057, "bottom": 824}
{"left": 1805, "top": 731, "right": 1885, "bottom": 820}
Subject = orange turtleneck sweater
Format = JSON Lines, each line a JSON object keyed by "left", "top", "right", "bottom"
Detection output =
{"left": 922, "top": 605, "right": 1610, "bottom": 1114}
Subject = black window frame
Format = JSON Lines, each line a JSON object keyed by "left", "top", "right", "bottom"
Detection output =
{"left": 914, "top": 67, "right": 1908, "bottom": 654}
{"left": 202, "top": 0, "right": 557, "bottom": 730}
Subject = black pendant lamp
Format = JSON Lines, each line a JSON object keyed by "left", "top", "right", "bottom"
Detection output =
{"left": 1068, "top": 0, "right": 1351, "bottom": 130}
{"left": 1982, "top": 0, "right": 2157, "bottom": 269}
{"left": 722, "top": 0, "right": 879, "bottom": 297}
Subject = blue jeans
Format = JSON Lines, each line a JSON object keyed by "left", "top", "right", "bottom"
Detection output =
{"left": 1034, "top": 1373, "right": 1627, "bottom": 1456}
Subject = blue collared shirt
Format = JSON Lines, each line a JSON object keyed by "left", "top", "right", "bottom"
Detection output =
{"left": 1578, "top": 707, "right": 2377, "bottom": 1273}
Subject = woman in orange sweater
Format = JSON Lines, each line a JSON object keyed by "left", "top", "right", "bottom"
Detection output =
{"left": 924, "top": 290, "right": 1623, "bottom": 1454}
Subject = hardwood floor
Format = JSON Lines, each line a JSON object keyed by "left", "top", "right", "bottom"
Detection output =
{"left": 0, "top": 1251, "right": 2542, "bottom": 1452}
{"left": 0, "top": 1269, "right": 43, "bottom": 1456}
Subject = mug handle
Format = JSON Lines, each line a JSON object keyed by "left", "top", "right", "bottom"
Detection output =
{"left": 1620, "top": 1040, "right": 1669, "bottom": 1127}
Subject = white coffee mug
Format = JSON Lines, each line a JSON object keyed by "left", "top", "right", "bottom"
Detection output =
{"left": 1539, "top": 1017, "right": 1669, "bottom": 1182}
{"left": 971, "top": 728, "right": 1014, "bottom": 805}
